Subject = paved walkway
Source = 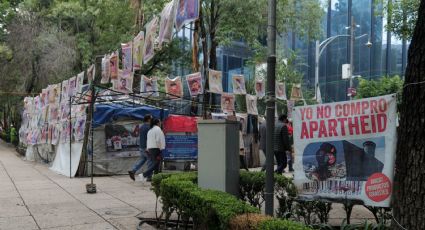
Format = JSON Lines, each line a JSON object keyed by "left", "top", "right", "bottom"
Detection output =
{"left": 0, "top": 141, "right": 157, "bottom": 230}
{"left": 0, "top": 140, "right": 375, "bottom": 229}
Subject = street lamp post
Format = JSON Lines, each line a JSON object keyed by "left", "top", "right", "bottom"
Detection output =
{"left": 315, "top": 18, "right": 372, "bottom": 102}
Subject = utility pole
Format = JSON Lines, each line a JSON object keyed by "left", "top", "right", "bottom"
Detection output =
{"left": 265, "top": 0, "right": 276, "bottom": 216}
{"left": 349, "top": 16, "right": 355, "bottom": 100}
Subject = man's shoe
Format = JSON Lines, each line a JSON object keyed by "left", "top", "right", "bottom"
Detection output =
{"left": 128, "top": 171, "right": 135, "bottom": 181}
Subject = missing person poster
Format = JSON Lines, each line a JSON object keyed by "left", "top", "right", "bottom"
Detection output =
{"left": 186, "top": 72, "right": 203, "bottom": 97}
{"left": 293, "top": 94, "right": 397, "bottom": 207}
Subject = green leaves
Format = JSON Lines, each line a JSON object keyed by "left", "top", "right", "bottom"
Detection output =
{"left": 356, "top": 75, "right": 403, "bottom": 99}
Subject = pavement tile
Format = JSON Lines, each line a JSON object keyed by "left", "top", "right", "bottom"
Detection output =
{"left": 108, "top": 217, "right": 141, "bottom": 230}
{"left": 0, "top": 197, "right": 30, "bottom": 218}
{"left": 0, "top": 216, "right": 39, "bottom": 230}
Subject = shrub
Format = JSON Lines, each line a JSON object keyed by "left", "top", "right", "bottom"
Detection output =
{"left": 259, "top": 219, "right": 313, "bottom": 230}
{"left": 239, "top": 171, "right": 266, "bottom": 209}
{"left": 156, "top": 173, "right": 258, "bottom": 229}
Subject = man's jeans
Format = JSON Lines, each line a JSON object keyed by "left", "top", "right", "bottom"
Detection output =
{"left": 131, "top": 150, "right": 152, "bottom": 173}
{"left": 143, "top": 148, "right": 161, "bottom": 179}
{"left": 274, "top": 151, "right": 287, "bottom": 173}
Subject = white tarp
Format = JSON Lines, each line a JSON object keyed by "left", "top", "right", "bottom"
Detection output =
{"left": 50, "top": 143, "right": 83, "bottom": 177}
{"left": 293, "top": 94, "right": 397, "bottom": 207}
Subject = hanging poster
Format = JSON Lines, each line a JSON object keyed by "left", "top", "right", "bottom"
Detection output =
{"left": 68, "top": 77, "right": 77, "bottom": 97}
{"left": 141, "top": 76, "right": 159, "bottom": 97}
{"left": 246, "top": 94, "right": 258, "bottom": 115}
{"left": 87, "top": 64, "right": 95, "bottom": 83}
{"left": 49, "top": 84, "right": 60, "bottom": 105}
{"left": 287, "top": 100, "right": 295, "bottom": 119}
{"left": 60, "top": 121, "right": 71, "bottom": 144}
{"left": 143, "top": 16, "right": 159, "bottom": 64}
{"left": 232, "top": 75, "right": 246, "bottom": 95}
{"left": 221, "top": 93, "right": 235, "bottom": 113}
{"left": 186, "top": 72, "right": 203, "bottom": 97}
{"left": 104, "top": 122, "right": 142, "bottom": 157}
{"left": 109, "top": 51, "right": 119, "bottom": 80}
{"left": 61, "top": 80, "right": 69, "bottom": 104}
{"left": 40, "top": 125, "right": 48, "bottom": 144}
{"left": 293, "top": 95, "right": 397, "bottom": 207}
{"left": 236, "top": 113, "right": 247, "bottom": 133}
{"left": 121, "top": 42, "right": 133, "bottom": 72}
{"left": 73, "top": 115, "right": 86, "bottom": 142}
{"left": 208, "top": 69, "right": 223, "bottom": 94}
{"left": 133, "top": 31, "right": 145, "bottom": 70}
{"left": 276, "top": 81, "right": 287, "bottom": 100}
{"left": 255, "top": 79, "right": 265, "bottom": 98}
{"left": 165, "top": 76, "right": 183, "bottom": 99}
{"left": 101, "top": 54, "right": 110, "bottom": 83}
{"left": 290, "top": 83, "right": 303, "bottom": 101}
{"left": 60, "top": 103, "right": 70, "bottom": 120}
{"left": 48, "top": 105, "right": 59, "bottom": 123}
{"left": 76, "top": 71, "right": 84, "bottom": 93}
{"left": 51, "top": 123, "right": 60, "bottom": 145}
{"left": 114, "top": 70, "right": 133, "bottom": 94}
{"left": 175, "top": 0, "right": 199, "bottom": 31}
{"left": 159, "top": 0, "right": 178, "bottom": 47}
{"left": 41, "top": 89, "right": 48, "bottom": 108}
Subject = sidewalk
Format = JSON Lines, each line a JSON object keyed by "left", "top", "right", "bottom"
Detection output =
{"left": 0, "top": 140, "right": 375, "bottom": 229}
{"left": 0, "top": 141, "right": 157, "bottom": 230}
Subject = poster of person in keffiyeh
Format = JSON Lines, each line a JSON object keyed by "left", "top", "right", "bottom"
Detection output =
{"left": 74, "top": 115, "right": 86, "bottom": 142}
{"left": 143, "top": 16, "right": 158, "bottom": 64}
{"left": 175, "top": 0, "right": 199, "bottom": 31}
{"left": 232, "top": 74, "right": 246, "bottom": 95}
{"left": 76, "top": 72, "right": 84, "bottom": 93}
{"left": 290, "top": 83, "right": 303, "bottom": 101}
{"left": 133, "top": 31, "right": 144, "bottom": 70}
{"left": 87, "top": 64, "right": 95, "bottom": 83}
{"left": 121, "top": 42, "right": 133, "bottom": 72}
{"left": 68, "top": 77, "right": 77, "bottom": 97}
{"left": 141, "top": 76, "right": 159, "bottom": 97}
{"left": 276, "top": 81, "right": 287, "bottom": 100}
{"left": 159, "top": 0, "right": 178, "bottom": 47}
{"left": 110, "top": 51, "right": 119, "bottom": 80}
{"left": 246, "top": 94, "right": 258, "bottom": 115}
{"left": 114, "top": 70, "right": 133, "bottom": 94}
{"left": 221, "top": 93, "right": 235, "bottom": 113}
{"left": 255, "top": 79, "right": 265, "bottom": 98}
{"left": 208, "top": 69, "right": 223, "bottom": 94}
{"left": 165, "top": 76, "right": 183, "bottom": 99}
{"left": 61, "top": 80, "right": 69, "bottom": 103}
{"left": 186, "top": 72, "right": 203, "bottom": 97}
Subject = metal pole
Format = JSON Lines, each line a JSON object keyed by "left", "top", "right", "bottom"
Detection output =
{"left": 315, "top": 40, "right": 319, "bottom": 100}
{"left": 90, "top": 84, "right": 95, "bottom": 185}
{"left": 265, "top": 0, "right": 276, "bottom": 216}
{"left": 349, "top": 16, "right": 355, "bottom": 100}
{"left": 69, "top": 97, "right": 72, "bottom": 179}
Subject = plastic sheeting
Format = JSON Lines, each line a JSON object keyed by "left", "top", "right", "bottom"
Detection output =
{"left": 163, "top": 115, "right": 198, "bottom": 133}
{"left": 93, "top": 104, "right": 168, "bottom": 128}
{"left": 50, "top": 143, "right": 83, "bottom": 177}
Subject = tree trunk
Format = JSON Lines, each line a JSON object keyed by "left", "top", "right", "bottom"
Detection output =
{"left": 392, "top": 1, "right": 425, "bottom": 229}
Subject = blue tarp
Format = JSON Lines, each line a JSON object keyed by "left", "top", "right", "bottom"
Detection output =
{"left": 93, "top": 103, "right": 168, "bottom": 128}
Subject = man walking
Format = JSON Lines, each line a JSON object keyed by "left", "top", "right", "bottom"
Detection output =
{"left": 141, "top": 118, "right": 165, "bottom": 182}
{"left": 128, "top": 115, "right": 152, "bottom": 181}
{"left": 274, "top": 115, "right": 291, "bottom": 174}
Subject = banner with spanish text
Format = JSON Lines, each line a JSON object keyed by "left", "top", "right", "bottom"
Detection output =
{"left": 293, "top": 95, "right": 397, "bottom": 207}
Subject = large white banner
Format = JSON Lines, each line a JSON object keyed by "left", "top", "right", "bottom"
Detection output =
{"left": 293, "top": 94, "right": 397, "bottom": 207}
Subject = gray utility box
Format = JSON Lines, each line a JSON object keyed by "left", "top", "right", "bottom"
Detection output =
{"left": 197, "top": 120, "right": 240, "bottom": 197}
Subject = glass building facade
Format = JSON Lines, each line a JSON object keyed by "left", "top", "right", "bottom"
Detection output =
{"left": 287, "top": 0, "right": 409, "bottom": 102}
